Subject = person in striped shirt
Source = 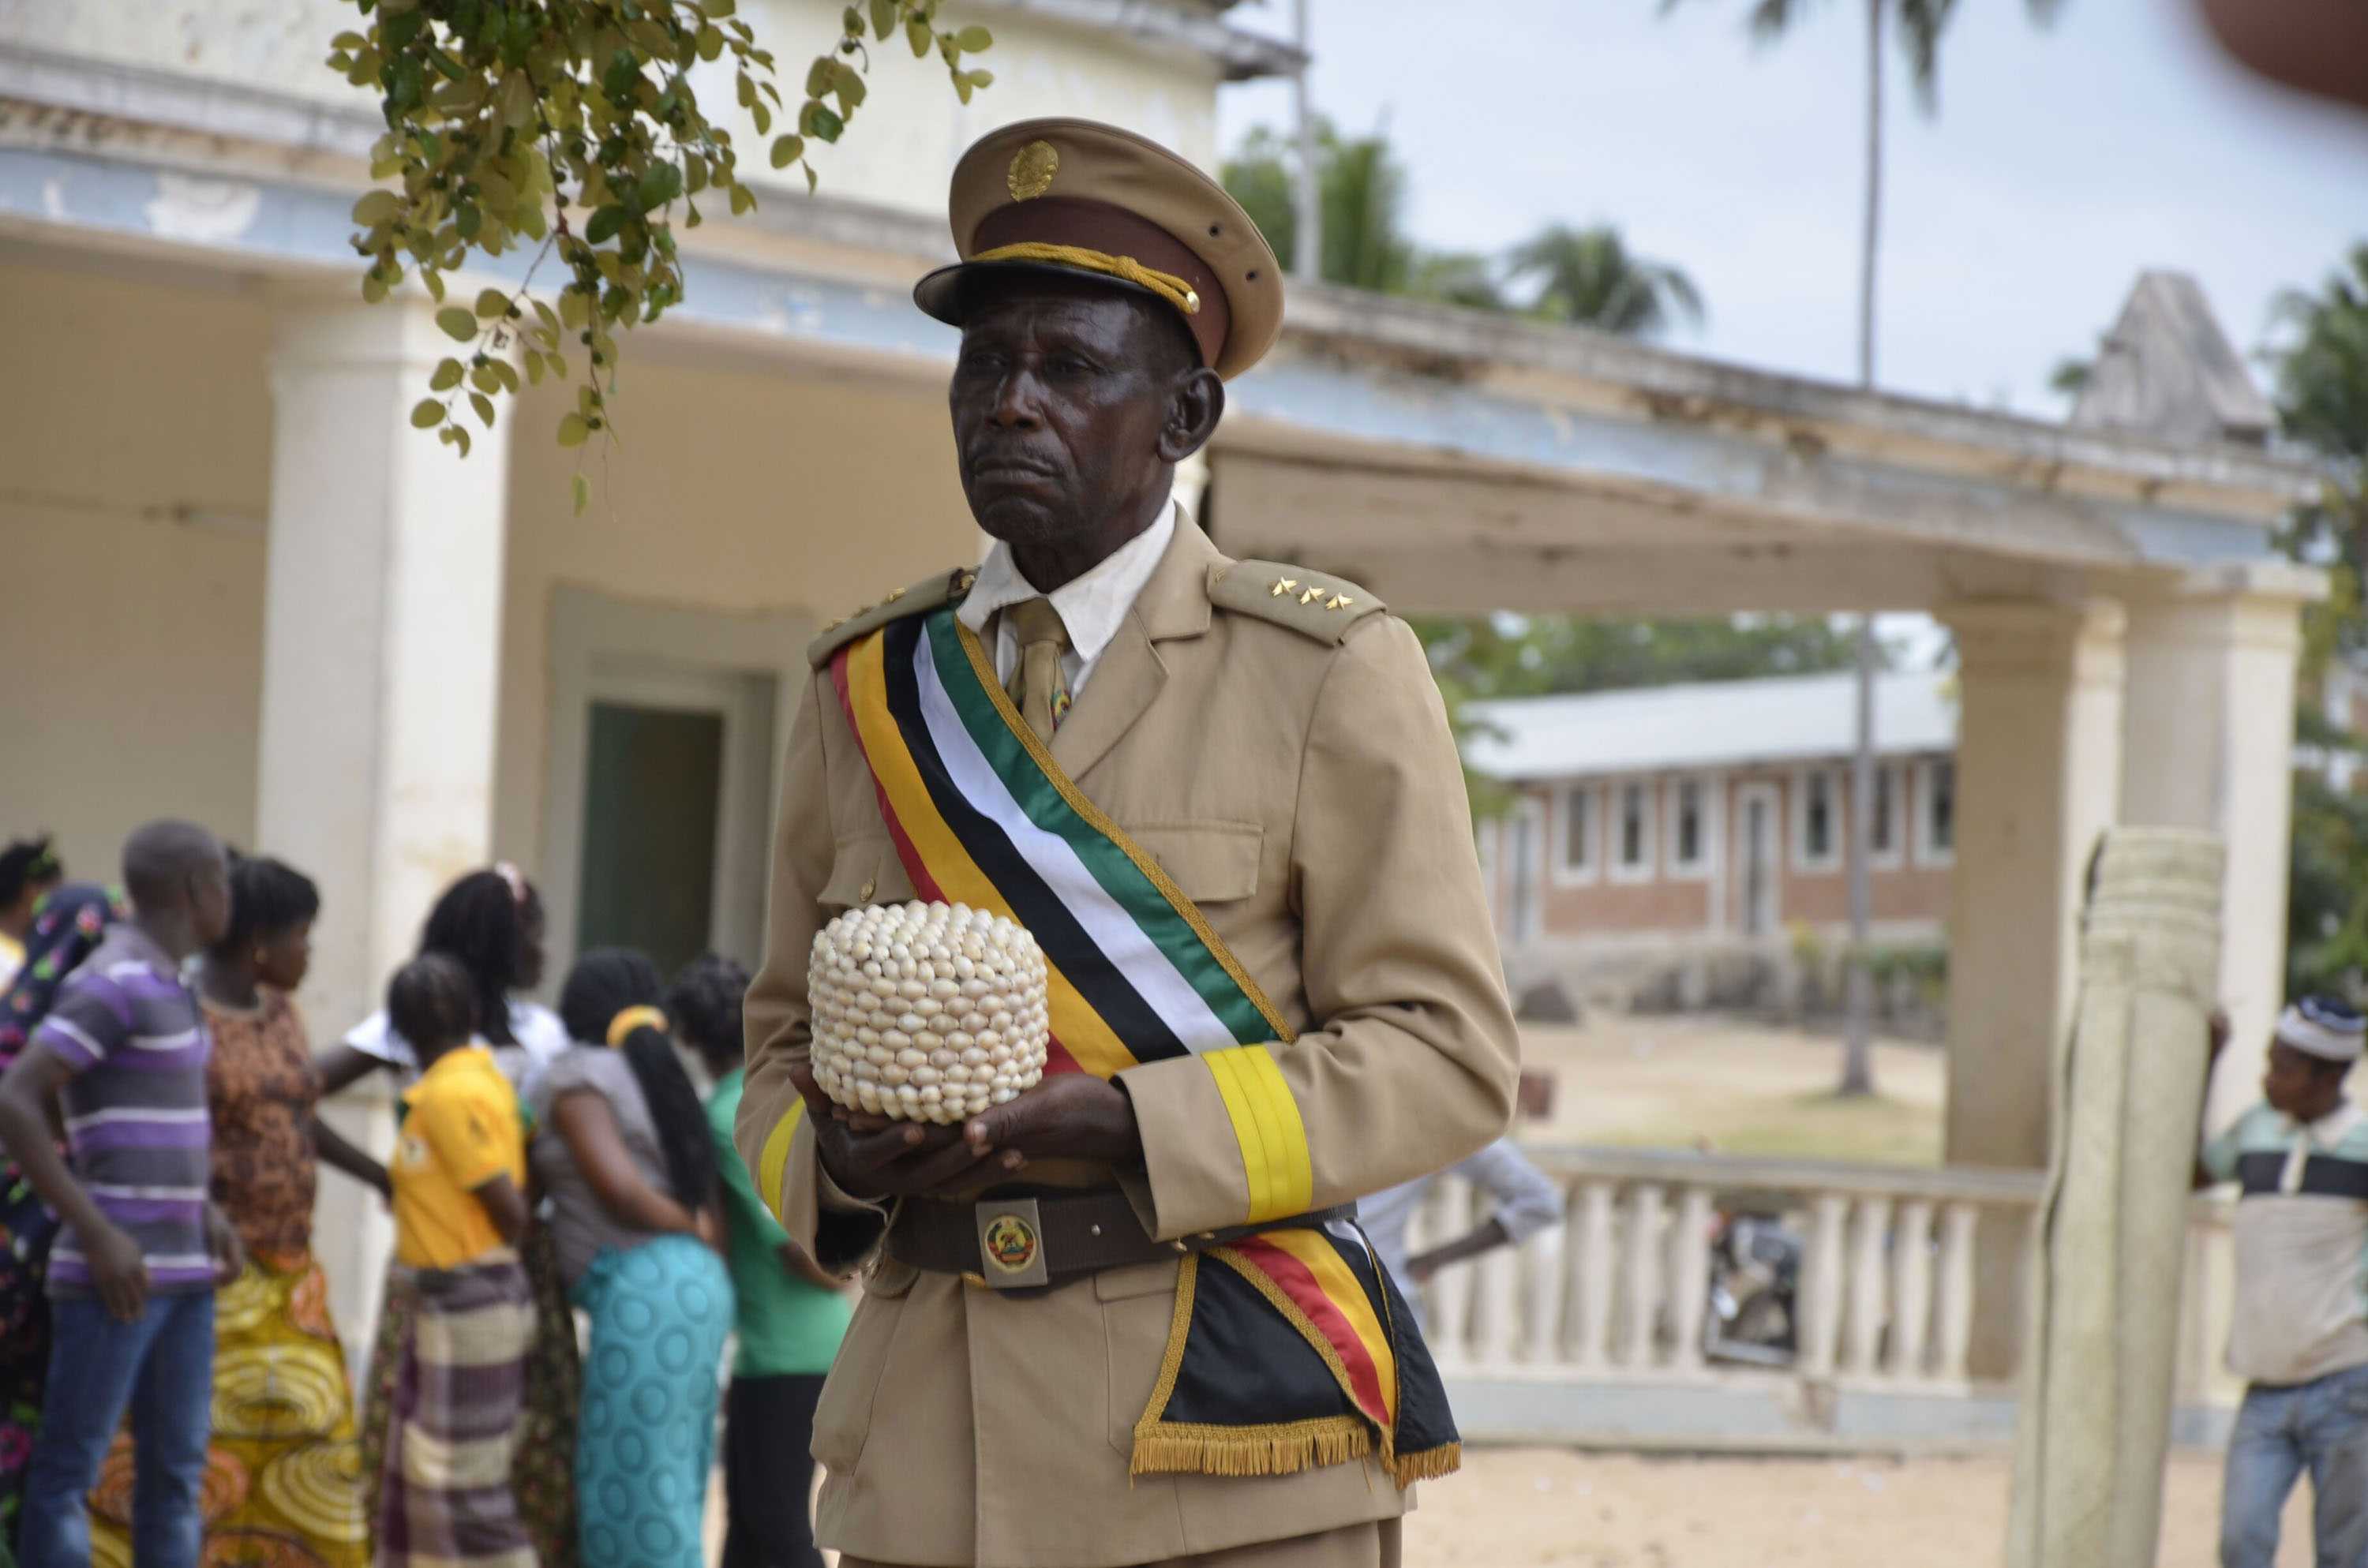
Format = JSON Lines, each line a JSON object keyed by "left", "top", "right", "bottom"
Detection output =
{"left": 0, "top": 819, "right": 244, "bottom": 1568}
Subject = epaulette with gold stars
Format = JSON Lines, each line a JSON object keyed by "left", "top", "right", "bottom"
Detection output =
{"left": 807, "top": 567, "right": 977, "bottom": 668}
{"left": 1208, "top": 560, "right": 1384, "bottom": 645}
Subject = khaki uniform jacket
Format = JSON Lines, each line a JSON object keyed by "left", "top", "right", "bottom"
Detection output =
{"left": 738, "top": 519, "right": 1518, "bottom": 1568}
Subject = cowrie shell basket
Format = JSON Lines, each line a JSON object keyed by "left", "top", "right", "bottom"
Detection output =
{"left": 808, "top": 901, "right": 1050, "bottom": 1124}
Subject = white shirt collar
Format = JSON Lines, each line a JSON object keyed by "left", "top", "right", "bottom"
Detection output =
{"left": 955, "top": 502, "right": 1178, "bottom": 667}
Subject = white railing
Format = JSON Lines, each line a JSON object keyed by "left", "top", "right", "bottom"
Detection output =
{"left": 1413, "top": 1146, "right": 2242, "bottom": 1446}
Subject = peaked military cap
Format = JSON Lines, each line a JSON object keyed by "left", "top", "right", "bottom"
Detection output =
{"left": 912, "top": 118, "right": 1285, "bottom": 381}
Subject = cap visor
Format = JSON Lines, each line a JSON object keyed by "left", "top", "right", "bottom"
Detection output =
{"left": 912, "top": 258, "right": 1167, "bottom": 327}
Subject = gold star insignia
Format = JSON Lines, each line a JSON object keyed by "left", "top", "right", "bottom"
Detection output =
{"left": 1327, "top": 594, "right": 1354, "bottom": 611}
{"left": 1300, "top": 586, "right": 1325, "bottom": 605}
{"left": 1270, "top": 577, "right": 1298, "bottom": 597}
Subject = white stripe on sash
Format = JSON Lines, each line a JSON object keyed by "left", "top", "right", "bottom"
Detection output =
{"left": 910, "top": 623, "right": 1241, "bottom": 1055}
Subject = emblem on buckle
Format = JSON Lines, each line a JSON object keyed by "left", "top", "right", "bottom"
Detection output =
{"left": 972, "top": 1196, "right": 1049, "bottom": 1288}
{"left": 984, "top": 1215, "right": 1037, "bottom": 1273}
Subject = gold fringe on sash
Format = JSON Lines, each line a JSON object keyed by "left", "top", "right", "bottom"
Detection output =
{"left": 1126, "top": 1252, "right": 1466, "bottom": 1484}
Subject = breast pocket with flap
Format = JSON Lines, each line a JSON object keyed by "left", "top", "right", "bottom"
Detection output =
{"left": 1125, "top": 821, "right": 1263, "bottom": 907}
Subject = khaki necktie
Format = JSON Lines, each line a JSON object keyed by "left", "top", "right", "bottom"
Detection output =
{"left": 1003, "top": 597, "right": 1071, "bottom": 744}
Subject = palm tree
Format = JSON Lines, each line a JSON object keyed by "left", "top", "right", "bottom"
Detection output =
{"left": 1220, "top": 120, "right": 1411, "bottom": 294}
{"left": 1506, "top": 224, "right": 1704, "bottom": 339}
{"left": 1663, "top": 0, "right": 2061, "bottom": 1098}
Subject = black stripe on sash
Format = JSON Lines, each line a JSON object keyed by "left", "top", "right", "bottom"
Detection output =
{"left": 880, "top": 617, "right": 1190, "bottom": 1065}
{"left": 2235, "top": 1148, "right": 2368, "bottom": 1199}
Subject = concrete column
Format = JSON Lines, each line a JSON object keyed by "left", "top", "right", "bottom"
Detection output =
{"left": 256, "top": 298, "right": 514, "bottom": 1358}
{"left": 1938, "top": 597, "right": 2126, "bottom": 1375}
{"left": 2119, "top": 563, "right": 2321, "bottom": 1132}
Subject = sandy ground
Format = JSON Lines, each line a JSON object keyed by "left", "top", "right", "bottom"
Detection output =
{"left": 1513, "top": 1016, "right": 1946, "bottom": 1166}
{"left": 1401, "top": 1446, "right": 2307, "bottom": 1567}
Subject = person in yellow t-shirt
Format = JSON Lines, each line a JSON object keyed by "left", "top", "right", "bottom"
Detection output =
{"left": 376, "top": 953, "right": 536, "bottom": 1568}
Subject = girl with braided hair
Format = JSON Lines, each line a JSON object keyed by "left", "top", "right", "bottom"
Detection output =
{"left": 529, "top": 948, "right": 733, "bottom": 1568}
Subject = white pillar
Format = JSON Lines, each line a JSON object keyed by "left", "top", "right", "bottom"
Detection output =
{"left": 1937, "top": 598, "right": 2126, "bottom": 1375}
{"left": 257, "top": 298, "right": 514, "bottom": 1361}
{"left": 2119, "top": 563, "right": 2321, "bottom": 1131}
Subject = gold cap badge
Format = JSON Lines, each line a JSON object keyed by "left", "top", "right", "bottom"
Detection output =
{"left": 1008, "top": 140, "right": 1059, "bottom": 201}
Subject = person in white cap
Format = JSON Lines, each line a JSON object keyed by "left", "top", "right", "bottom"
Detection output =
{"left": 2198, "top": 994, "right": 2368, "bottom": 1567}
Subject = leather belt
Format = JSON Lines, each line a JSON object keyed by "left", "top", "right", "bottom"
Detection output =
{"left": 886, "top": 1189, "right": 1353, "bottom": 1291}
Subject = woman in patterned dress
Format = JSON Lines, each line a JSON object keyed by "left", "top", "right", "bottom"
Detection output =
{"left": 87, "top": 855, "right": 373, "bottom": 1568}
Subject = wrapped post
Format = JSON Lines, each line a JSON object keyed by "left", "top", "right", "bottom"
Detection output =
{"left": 2008, "top": 827, "right": 2225, "bottom": 1568}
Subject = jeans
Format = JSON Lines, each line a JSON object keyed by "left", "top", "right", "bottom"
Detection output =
{"left": 17, "top": 1291, "right": 215, "bottom": 1568}
{"left": 2223, "top": 1362, "right": 2368, "bottom": 1568}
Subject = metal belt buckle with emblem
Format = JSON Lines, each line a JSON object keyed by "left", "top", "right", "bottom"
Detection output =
{"left": 972, "top": 1196, "right": 1049, "bottom": 1289}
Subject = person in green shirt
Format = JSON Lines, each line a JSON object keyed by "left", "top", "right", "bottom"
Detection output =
{"left": 672, "top": 955, "right": 850, "bottom": 1568}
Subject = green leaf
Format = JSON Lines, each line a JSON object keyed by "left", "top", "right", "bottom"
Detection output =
{"left": 751, "top": 99, "right": 771, "bottom": 136}
{"left": 421, "top": 267, "right": 447, "bottom": 304}
{"left": 455, "top": 202, "right": 482, "bottom": 241}
{"left": 965, "top": 69, "right": 992, "bottom": 88}
{"left": 352, "top": 189, "right": 399, "bottom": 226}
{"left": 843, "top": 6, "right": 865, "bottom": 36}
{"left": 410, "top": 398, "right": 446, "bottom": 428}
{"left": 802, "top": 103, "right": 845, "bottom": 143}
{"left": 470, "top": 391, "right": 497, "bottom": 427}
{"left": 870, "top": 0, "right": 897, "bottom": 39}
{"left": 729, "top": 182, "right": 756, "bottom": 216}
{"left": 429, "top": 357, "right": 465, "bottom": 391}
{"left": 953, "top": 74, "right": 972, "bottom": 105}
{"left": 832, "top": 61, "right": 867, "bottom": 110}
{"left": 585, "top": 204, "right": 627, "bottom": 245}
{"left": 804, "top": 161, "right": 819, "bottom": 195}
{"left": 470, "top": 364, "right": 501, "bottom": 394}
{"left": 701, "top": 0, "right": 736, "bottom": 15}
{"left": 696, "top": 24, "right": 725, "bottom": 61}
{"left": 524, "top": 350, "right": 545, "bottom": 386}
{"left": 474, "top": 288, "right": 510, "bottom": 320}
{"left": 435, "top": 306, "right": 478, "bottom": 342}
{"left": 557, "top": 412, "right": 591, "bottom": 447}
{"left": 491, "top": 358, "right": 521, "bottom": 395}
{"left": 635, "top": 163, "right": 683, "bottom": 210}
{"left": 806, "top": 56, "right": 837, "bottom": 96}
{"left": 770, "top": 134, "right": 804, "bottom": 169}
{"left": 573, "top": 473, "right": 591, "bottom": 516}
{"left": 907, "top": 17, "right": 931, "bottom": 56}
{"left": 332, "top": 31, "right": 367, "bottom": 50}
{"left": 497, "top": 69, "right": 533, "bottom": 128}
{"left": 955, "top": 24, "right": 991, "bottom": 51}
{"left": 361, "top": 271, "right": 389, "bottom": 304}
{"left": 450, "top": 424, "right": 472, "bottom": 458}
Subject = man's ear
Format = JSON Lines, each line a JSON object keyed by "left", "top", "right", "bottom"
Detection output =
{"left": 1158, "top": 366, "right": 1224, "bottom": 464}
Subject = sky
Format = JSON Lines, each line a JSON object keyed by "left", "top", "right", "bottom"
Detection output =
{"left": 1216, "top": 0, "right": 2368, "bottom": 417}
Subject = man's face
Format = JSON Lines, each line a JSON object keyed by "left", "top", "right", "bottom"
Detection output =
{"left": 2264, "top": 1039, "right": 2347, "bottom": 1119}
{"left": 949, "top": 277, "right": 1186, "bottom": 559}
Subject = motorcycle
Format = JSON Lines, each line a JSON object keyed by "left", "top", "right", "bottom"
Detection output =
{"left": 1702, "top": 1205, "right": 1801, "bottom": 1367}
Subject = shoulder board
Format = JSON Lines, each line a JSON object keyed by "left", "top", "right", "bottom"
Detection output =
{"left": 807, "top": 567, "right": 976, "bottom": 668}
{"left": 1208, "top": 560, "right": 1385, "bottom": 645}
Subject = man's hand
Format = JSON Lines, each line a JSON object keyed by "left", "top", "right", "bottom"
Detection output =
{"left": 792, "top": 1060, "right": 1007, "bottom": 1199}
{"left": 204, "top": 1202, "right": 248, "bottom": 1287}
{"left": 85, "top": 1220, "right": 151, "bottom": 1323}
{"left": 958, "top": 1073, "right": 1140, "bottom": 1167}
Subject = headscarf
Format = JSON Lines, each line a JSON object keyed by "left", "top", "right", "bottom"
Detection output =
{"left": 0, "top": 883, "right": 128, "bottom": 1072}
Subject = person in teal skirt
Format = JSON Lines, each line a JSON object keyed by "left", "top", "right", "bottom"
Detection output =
{"left": 673, "top": 954, "right": 851, "bottom": 1568}
{"left": 532, "top": 950, "right": 733, "bottom": 1568}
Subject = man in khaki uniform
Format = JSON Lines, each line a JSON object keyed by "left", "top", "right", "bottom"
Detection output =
{"left": 737, "top": 118, "right": 1519, "bottom": 1568}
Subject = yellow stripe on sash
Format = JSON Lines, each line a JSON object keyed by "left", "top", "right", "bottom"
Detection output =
{"left": 1205, "top": 1045, "right": 1313, "bottom": 1225}
{"left": 758, "top": 1100, "right": 804, "bottom": 1228}
{"left": 1258, "top": 1227, "right": 1399, "bottom": 1423}
{"left": 844, "top": 633, "right": 1137, "bottom": 1080}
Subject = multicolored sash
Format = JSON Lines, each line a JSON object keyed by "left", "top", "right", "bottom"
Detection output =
{"left": 830, "top": 606, "right": 1459, "bottom": 1485}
